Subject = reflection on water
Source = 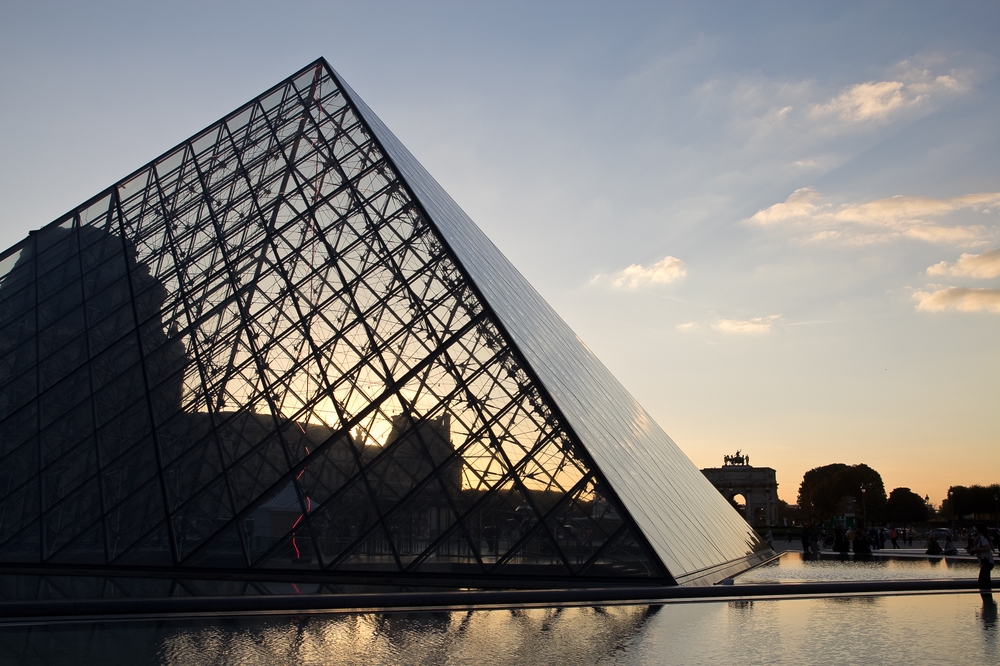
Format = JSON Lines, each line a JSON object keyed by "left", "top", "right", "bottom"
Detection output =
{"left": 982, "top": 594, "right": 999, "bottom": 631}
{"left": 735, "top": 551, "right": 980, "bottom": 583}
{"left": 1, "top": 594, "right": 997, "bottom": 665}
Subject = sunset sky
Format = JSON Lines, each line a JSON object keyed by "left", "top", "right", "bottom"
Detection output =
{"left": 1, "top": 1, "right": 997, "bottom": 505}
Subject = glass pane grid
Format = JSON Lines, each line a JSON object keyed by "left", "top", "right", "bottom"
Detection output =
{"left": 0, "top": 59, "right": 685, "bottom": 584}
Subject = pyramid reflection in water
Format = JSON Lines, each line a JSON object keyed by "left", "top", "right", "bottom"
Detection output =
{"left": 0, "top": 60, "right": 770, "bottom": 587}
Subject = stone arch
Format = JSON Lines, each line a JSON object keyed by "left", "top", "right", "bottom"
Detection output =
{"left": 701, "top": 464, "right": 779, "bottom": 527}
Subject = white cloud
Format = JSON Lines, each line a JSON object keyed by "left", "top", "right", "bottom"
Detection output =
{"left": 676, "top": 322, "right": 697, "bottom": 331}
{"left": 591, "top": 255, "right": 687, "bottom": 288}
{"left": 927, "top": 248, "right": 1000, "bottom": 279}
{"left": 913, "top": 287, "right": 1000, "bottom": 313}
{"left": 722, "top": 58, "right": 972, "bottom": 149}
{"left": 712, "top": 315, "right": 781, "bottom": 334}
{"left": 748, "top": 187, "right": 821, "bottom": 225}
{"left": 810, "top": 63, "right": 968, "bottom": 124}
{"left": 748, "top": 189, "right": 1000, "bottom": 245}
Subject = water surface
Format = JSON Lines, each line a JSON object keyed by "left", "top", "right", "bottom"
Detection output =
{"left": 1, "top": 553, "right": 993, "bottom": 665}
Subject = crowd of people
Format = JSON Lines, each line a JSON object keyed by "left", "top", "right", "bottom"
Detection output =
{"left": 790, "top": 523, "right": 997, "bottom": 589}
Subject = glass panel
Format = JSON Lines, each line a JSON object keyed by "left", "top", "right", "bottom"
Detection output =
{"left": 170, "top": 475, "right": 233, "bottom": 561}
{"left": 183, "top": 522, "right": 245, "bottom": 569}
{"left": 38, "top": 307, "right": 85, "bottom": 359}
{"left": 382, "top": 476, "right": 455, "bottom": 567}
{"left": 0, "top": 520, "right": 40, "bottom": 563}
{"left": 227, "top": 434, "right": 290, "bottom": 512}
{"left": 38, "top": 366, "right": 90, "bottom": 430}
{"left": 0, "top": 284, "right": 35, "bottom": 332}
{"left": 82, "top": 252, "right": 127, "bottom": 299}
{"left": 111, "top": 521, "right": 173, "bottom": 567}
{"left": 331, "top": 524, "right": 397, "bottom": 572}
{"left": 42, "top": 476, "right": 101, "bottom": 560}
{"left": 77, "top": 194, "right": 113, "bottom": 232}
{"left": 38, "top": 333, "right": 87, "bottom": 391}
{"left": 41, "top": 437, "right": 98, "bottom": 511}
{"left": 0, "top": 246, "right": 32, "bottom": 290}
{"left": 40, "top": 397, "right": 93, "bottom": 464}
{"left": 243, "top": 480, "right": 311, "bottom": 567}
{"left": 0, "top": 438, "right": 37, "bottom": 502}
{"left": 96, "top": 396, "right": 149, "bottom": 458}
{"left": 458, "top": 476, "right": 534, "bottom": 567}
{"left": 254, "top": 529, "right": 320, "bottom": 570}
{"left": 0, "top": 339, "right": 36, "bottom": 390}
{"left": 35, "top": 228, "right": 77, "bottom": 273}
{"left": 0, "top": 401, "right": 38, "bottom": 458}
{"left": 92, "top": 363, "right": 144, "bottom": 425}
{"left": 104, "top": 477, "right": 165, "bottom": 561}
{"left": 101, "top": 436, "right": 157, "bottom": 507}
{"left": 47, "top": 520, "right": 105, "bottom": 564}
{"left": 0, "top": 479, "right": 40, "bottom": 549}
{"left": 162, "top": 432, "right": 224, "bottom": 510}
{"left": 409, "top": 525, "right": 481, "bottom": 574}
{"left": 580, "top": 527, "right": 660, "bottom": 578}
{"left": 90, "top": 334, "right": 141, "bottom": 389}
{"left": 492, "top": 530, "right": 570, "bottom": 577}
{"left": 543, "top": 477, "right": 623, "bottom": 573}
{"left": 296, "top": 433, "right": 357, "bottom": 507}
{"left": 308, "top": 475, "right": 377, "bottom": 566}
{"left": 37, "top": 260, "right": 81, "bottom": 304}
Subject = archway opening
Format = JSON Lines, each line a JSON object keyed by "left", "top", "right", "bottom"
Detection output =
{"left": 729, "top": 493, "right": 746, "bottom": 515}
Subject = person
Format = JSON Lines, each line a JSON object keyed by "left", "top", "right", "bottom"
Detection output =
{"left": 833, "top": 526, "right": 844, "bottom": 552}
{"left": 943, "top": 536, "right": 958, "bottom": 556}
{"left": 800, "top": 525, "right": 810, "bottom": 555}
{"left": 972, "top": 524, "right": 995, "bottom": 590}
{"left": 854, "top": 527, "right": 871, "bottom": 555}
{"left": 926, "top": 535, "right": 942, "bottom": 555}
{"left": 765, "top": 528, "right": 773, "bottom": 549}
{"left": 890, "top": 527, "right": 900, "bottom": 549}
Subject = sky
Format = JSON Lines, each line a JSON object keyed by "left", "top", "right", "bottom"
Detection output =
{"left": 0, "top": 1, "right": 997, "bottom": 506}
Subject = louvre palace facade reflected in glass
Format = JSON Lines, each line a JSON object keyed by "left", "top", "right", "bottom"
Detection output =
{"left": 0, "top": 59, "right": 770, "bottom": 589}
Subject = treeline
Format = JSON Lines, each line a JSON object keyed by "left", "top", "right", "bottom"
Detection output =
{"left": 942, "top": 484, "right": 1000, "bottom": 520}
{"left": 794, "top": 463, "right": 998, "bottom": 525}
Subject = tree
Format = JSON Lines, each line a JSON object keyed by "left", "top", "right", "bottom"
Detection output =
{"left": 946, "top": 484, "right": 1000, "bottom": 521}
{"left": 797, "top": 463, "right": 887, "bottom": 524}
{"left": 885, "top": 487, "right": 927, "bottom": 524}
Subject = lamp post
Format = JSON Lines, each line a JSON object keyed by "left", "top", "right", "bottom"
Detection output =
{"left": 860, "top": 485, "right": 867, "bottom": 527}
{"left": 948, "top": 489, "right": 955, "bottom": 536}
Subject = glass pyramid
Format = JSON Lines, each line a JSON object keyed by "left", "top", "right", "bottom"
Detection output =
{"left": 0, "top": 59, "right": 769, "bottom": 587}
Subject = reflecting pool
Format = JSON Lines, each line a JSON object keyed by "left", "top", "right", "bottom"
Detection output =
{"left": 735, "top": 551, "right": 980, "bottom": 583}
{"left": 1, "top": 553, "right": 993, "bottom": 665}
{"left": 1, "top": 592, "right": 996, "bottom": 665}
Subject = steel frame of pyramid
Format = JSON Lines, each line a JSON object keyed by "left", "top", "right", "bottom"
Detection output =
{"left": 0, "top": 59, "right": 771, "bottom": 590}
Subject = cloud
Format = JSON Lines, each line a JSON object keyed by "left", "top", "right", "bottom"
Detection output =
{"left": 712, "top": 315, "right": 781, "bottom": 333}
{"left": 810, "top": 64, "right": 968, "bottom": 124}
{"left": 913, "top": 287, "right": 1000, "bottom": 313}
{"left": 748, "top": 189, "right": 999, "bottom": 245}
{"left": 724, "top": 58, "right": 972, "bottom": 148}
{"left": 676, "top": 322, "right": 697, "bottom": 331}
{"left": 748, "top": 187, "right": 820, "bottom": 225}
{"left": 927, "top": 248, "right": 1000, "bottom": 279}
{"left": 591, "top": 255, "right": 687, "bottom": 288}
